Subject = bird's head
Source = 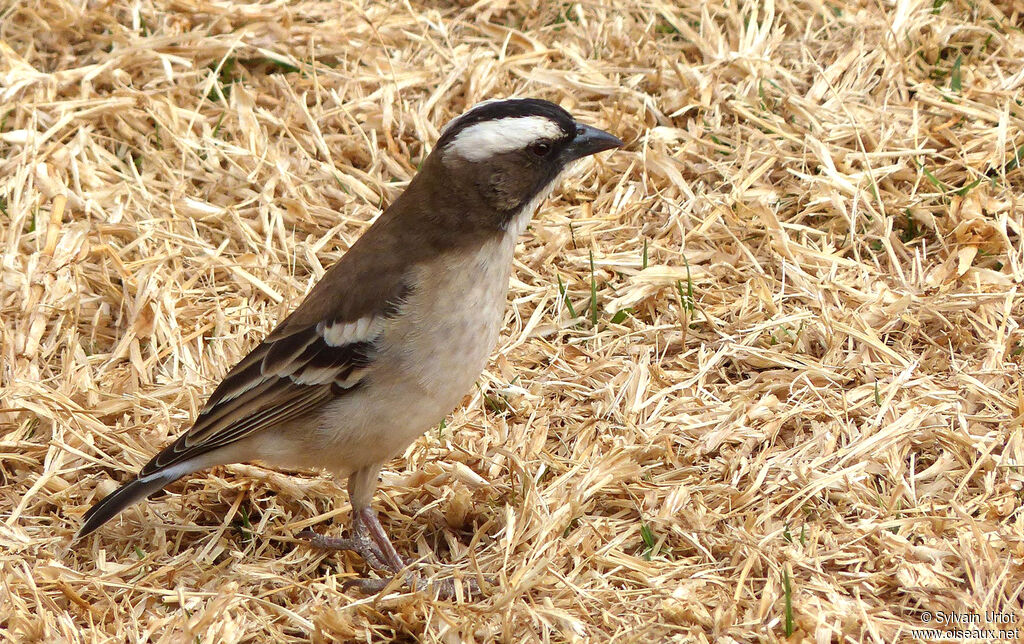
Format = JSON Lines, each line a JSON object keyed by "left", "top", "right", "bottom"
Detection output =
{"left": 421, "top": 98, "right": 622, "bottom": 231}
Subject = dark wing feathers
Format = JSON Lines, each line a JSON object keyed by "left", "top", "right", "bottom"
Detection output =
{"left": 139, "top": 318, "right": 379, "bottom": 477}
{"left": 261, "top": 330, "right": 317, "bottom": 376}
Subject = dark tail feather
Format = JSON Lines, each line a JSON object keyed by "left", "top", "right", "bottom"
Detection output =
{"left": 75, "top": 471, "right": 180, "bottom": 540}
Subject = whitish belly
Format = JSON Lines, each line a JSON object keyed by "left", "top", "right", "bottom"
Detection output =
{"left": 314, "top": 236, "right": 515, "bottom": 471}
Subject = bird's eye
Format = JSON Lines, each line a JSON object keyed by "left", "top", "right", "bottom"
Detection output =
{"left": 530, "top": 141, "right": 552, "bottom": 157}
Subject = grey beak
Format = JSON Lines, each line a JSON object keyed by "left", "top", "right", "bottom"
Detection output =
{"left": 562, "top": 123, "right": 623, "bottom": 163}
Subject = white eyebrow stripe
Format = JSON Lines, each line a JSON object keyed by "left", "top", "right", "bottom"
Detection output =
{"left": 445, "top": 116, "right": 564, "bottom": 161}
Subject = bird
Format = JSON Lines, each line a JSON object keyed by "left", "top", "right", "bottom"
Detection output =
{"left": 75, "top": 98, "right": 622, "bottom": 592}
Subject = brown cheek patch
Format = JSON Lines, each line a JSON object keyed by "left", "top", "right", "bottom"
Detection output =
{"left": 485, "top": 169, "right": 533, "bottom": 212}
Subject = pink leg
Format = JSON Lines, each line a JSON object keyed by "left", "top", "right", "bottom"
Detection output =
{"left": 296, "top": 465, "right": 491, "bottom": 597}
{"left": 359, "top": 507, "right": 406, "bottom": 572}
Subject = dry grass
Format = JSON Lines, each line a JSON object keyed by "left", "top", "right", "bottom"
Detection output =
{"left": 2, "top": 0, "right": 1024, "bottom": 641}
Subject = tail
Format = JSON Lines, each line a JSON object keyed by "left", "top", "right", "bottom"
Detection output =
{"left": 75, "top": 469, "right": 184, "bottom": 541}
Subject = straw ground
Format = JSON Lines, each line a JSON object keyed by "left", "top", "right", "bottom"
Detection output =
{"left": 2, "top": 0, "right": 1024, "bottom": 641}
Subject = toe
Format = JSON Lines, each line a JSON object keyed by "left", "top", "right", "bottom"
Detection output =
{"left": 297, "top": 529, "right": 395, "bottom": 573}
{"left": 342, "top": 575, "right": 401, "bottom": 594}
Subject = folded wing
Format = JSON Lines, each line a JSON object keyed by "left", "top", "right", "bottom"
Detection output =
{"left": 139, "top": 315, "right": 384, "bottom": 476}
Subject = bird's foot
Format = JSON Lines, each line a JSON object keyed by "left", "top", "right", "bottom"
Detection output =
{"left": 298, "top": 507, "right": 492, "bottom": 598}
{"left": 296, "top": 529, "right": 393, "bottom": 573}
{"left": 297, "top": 506, "right": 405, "bottom": 573}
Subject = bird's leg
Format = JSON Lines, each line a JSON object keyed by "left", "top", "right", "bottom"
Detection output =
{"left": 297, "top": 509, "right": 392, "bottom": 573}
{"left": 298, "top": 466, "right": 490, "bottom": 597}
{"left": 358, "top": 506, "right": 406, "bottom": 572}
{"left": 298, "top": 465, "right": 402, "bottom": 575}
{"left": 341, "top": 508, "right": 493, "bottom": 598}
{"left": 299, "top": 507, "right": 428, "bottom": 595}
{"left": 300, "top": 512, "right": 491, "bottom": 597}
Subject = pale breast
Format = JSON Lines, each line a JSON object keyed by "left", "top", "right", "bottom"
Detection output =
{"left": 383, "top": 233, "right": 516, "bottom": 411}
{"left": 305, "top": 233, "right": 518, "bottom": 472}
